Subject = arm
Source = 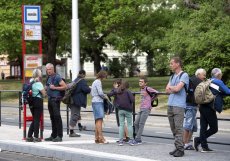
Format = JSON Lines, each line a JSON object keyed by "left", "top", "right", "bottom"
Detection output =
{"left": 50, "top": 79, "right": 67, "bottom": 91}
{"left": 168, "top": 82, "right": 186, "bottom": 93}
{"left": 81, "top": 80, "right": 91, "bottom": 94}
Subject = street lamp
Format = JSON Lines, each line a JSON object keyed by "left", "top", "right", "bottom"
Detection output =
{"left": 71, "top": 0, "right": 80, "bottom": 81}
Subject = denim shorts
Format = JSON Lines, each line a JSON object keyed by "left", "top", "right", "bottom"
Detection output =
{"left": 92, "top": 102, "right": 104, "bottom": 120}
{"left": 183, "top": 106, "right": 197, "bottom": 132}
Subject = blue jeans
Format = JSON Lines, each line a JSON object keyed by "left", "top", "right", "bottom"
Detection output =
{"left": 183, "top": 106, "right": 198, "bottom": 132}
{"left": 118, "top": 110, "right": 133, "bottom": 139}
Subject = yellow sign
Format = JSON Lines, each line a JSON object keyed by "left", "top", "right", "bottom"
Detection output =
{"left": 25, "top": 69, "right": 33, "bottom": 77}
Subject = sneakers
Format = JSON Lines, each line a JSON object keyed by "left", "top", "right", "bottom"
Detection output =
{"left": 44, "top": 136, "right": 54, "bottom": 141}
{"left": 193, "top": 137, "right": 200, "bottom": 151}
{"left": 169, "top": 149, "right": 177, "bottom": 155}
{"left": 127, "top": 139, "right": 135, "bottom": 146}
{"left": 173, "top": 150, "right": 184, "bottom": 157}
{"left": 69, "top": 133, "right": 81, "bottom": 137}
{"left": 201, "top": 147, "right": 214, "bottom": 153}
{"left": 184, "top": 144, "right": 194, "bottom": 150}
{"left": 26, "top": 137, "right": 34, "bottom": 142}
{"left": 132, "top": 139, "right": 142, "bottom": 145}
{"left": 52, "top": 136, "right": 62, "bottom": 142}
{"left": 117, "top": 139, "right": 124, "bottom": 146}
{"left": 33, "top": 137, "right": 41, "bottom": 142}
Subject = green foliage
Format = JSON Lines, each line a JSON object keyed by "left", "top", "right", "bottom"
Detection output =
{"left": 107, "top": 58, "right": 125, "bottom": 78}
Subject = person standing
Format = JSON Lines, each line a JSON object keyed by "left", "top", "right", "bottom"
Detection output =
{"left": 45, "top": 63, "right": 67, "bottom": 142}
{"left": 165, "top": 57, "right": 189, "bottom": 157}
{"left": 183, "top": 68, "right": 206, "bottom": 150}
{"left": 107, "top": 79, "right": 129, "bottom": 143}
{"left": 91, "top": 70, "right": 108, "bottom": 144}
{"left": 69, "top": 70, "right": 91, "bottom": 137}
{"left": 193, "top": 68, "right": 230, "bottom": 152}
{"left": 134, "top": 76, "right": 158, "bottom": 145}
{"left": 26, "top": 69, "right": 46, "bottom": 142}
{"left": 108, "top": 80, "right": 135, "bottom": 146}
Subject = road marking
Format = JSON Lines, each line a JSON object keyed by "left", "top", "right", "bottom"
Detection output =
{"left": 0, "top": 140, "right": 160, "bottom": 161}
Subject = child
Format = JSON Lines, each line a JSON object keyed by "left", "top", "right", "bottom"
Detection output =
{"left": 107, "top": 79, "right": 129, "bottom": 142}
{"left": 134, "top": 76, "right": 158, "bottom": 145}
{"left": 108, "top": 80, "right": 135, "bottom": 146}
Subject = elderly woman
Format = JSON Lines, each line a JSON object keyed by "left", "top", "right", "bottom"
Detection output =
{"left": 193, "top": 68, "right": 230, "bottom": 152}
{"left": 91, "top": 70, "right": 108, "bottom": 144}
{"left": 26, "top": 69, "right": 46, "bottom": 142}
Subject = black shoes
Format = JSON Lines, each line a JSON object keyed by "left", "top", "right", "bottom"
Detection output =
{"left": 52, "top": 136, "right": 62, "bottom": 142}
{"left": 44, "top": 136, "right": 54, "bottom": 141}
{"left": 26, "top": 137, "right": 34, "bottom": 142}
{"left": 69, "top": 132, "right": 81, "bottom": 137}
{"left": 169, "top": 149, "right": 177, "bottom": 155}
{"left": 173, "top": 150, "right": 184, "bottom": 157}
{"left": 193, "top": 137, "right": 200, "bottom": 151}
{"left": 79, "top": 125, "right": 86, "bottom": 131}
{"left": 201, "top": 147, "right": 214, "bottom": 153}
{"left": 26, "top": 137, "right": 41, "bottom": 142}
{"left": 169, "top": 149, "right": 184, "bottom": 157}
{"left": 33, "top": 137, "right": 41, "bottom": 142}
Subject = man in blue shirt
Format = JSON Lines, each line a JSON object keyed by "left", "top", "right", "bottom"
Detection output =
{"left": 166, "top": 57, "right": 189, "bottom": 157}
{"left": 45, "top": 63, "right": 67, "bottom": 142}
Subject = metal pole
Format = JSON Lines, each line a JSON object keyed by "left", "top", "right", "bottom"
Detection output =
{"left": 0, "top": 91, "right": 1, "bottom": 126}
{"left": 71, "top": 0, "right": 80, "bottom": 81}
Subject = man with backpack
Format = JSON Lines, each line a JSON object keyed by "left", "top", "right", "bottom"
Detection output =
{"left": 165, "top": 57, "right": 189, "bottom": 157}
{"left": 193, "top": 68, "right": 230, "bottom": 152}
{"left": 68, "top": 70, "right": 91, "bottom": 137}
{"left": 183, "top": 68, "right": 206, "bottom": 150}
{"left": 45, "top": 63, "right": 67, "bottom": 142}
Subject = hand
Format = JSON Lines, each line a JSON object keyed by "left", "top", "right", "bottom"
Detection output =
{"left": 49, "top": 84, "right": 56, "bottom": 90}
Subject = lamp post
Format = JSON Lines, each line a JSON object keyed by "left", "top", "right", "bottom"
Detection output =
{"left": 71, "top": 0, "right": 80, "bottom": 81}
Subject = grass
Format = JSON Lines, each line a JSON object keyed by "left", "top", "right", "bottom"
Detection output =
{"left": 1, "top": 77, "right": 229, "bottom": 114}
{"left": 0, "top": 77, "right": 169, "bottom": 111}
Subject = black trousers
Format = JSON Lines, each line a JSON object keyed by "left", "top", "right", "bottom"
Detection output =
{"left": 28, "top": 97, "right": 43, "bottom": 138}
{"left": 48, "top": 99, "right": 63, "bottom": 138}
{"left": 198, "top": 104, "right": 218, "bottom": 148}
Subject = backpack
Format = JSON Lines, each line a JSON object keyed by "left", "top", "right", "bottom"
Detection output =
{"left": 186, "top": 75, "right": 202, "bottom": 105}
{"left": 146, "top": 87, "right": 158, "bottom": 107}
{"left": 22, "top": 80, "right": 35, "bottom": 108}
{"left": 62, "top": 78, "right": 82, "bottom": 105}
{"left": 194, "top": 79, "right": 215, "bottom": 104}
{"left": 104, "top": 99, "right": 115, "bottom": 115}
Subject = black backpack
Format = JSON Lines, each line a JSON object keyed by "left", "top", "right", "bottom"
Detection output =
{"left": 22, "top": 81, "right": 35, "bottom": 108}
{"left": 171, "top": 72, "right": 201, "bottom": 105}
{"left": 145, "top": 87, "right": 158, "bottom": 107}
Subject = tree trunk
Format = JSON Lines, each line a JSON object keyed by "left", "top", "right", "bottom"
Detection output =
{"left": 43, "top": 3, "right": 58, "bottom": 67}
{"left": 92, "top": 49, "right": 101, "bottom": 74}
{"left": 146, "top": 52, "right": 154, "bottom": 76}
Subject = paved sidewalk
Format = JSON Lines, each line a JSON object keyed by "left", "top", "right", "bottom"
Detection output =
{"left": 1, "top": 125, "right": 230, "bottom": 161}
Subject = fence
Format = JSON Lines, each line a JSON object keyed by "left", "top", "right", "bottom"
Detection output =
{"left": 0, "top": 90, "right": 230, "bottom": 146}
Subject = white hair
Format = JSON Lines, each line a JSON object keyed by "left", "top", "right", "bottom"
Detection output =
{"left": 211, "top": 68, "right": 222, "bottom": 78}
{"left": 45, "top": 63, "right": 54, "bottom": 69}
{"left": 32, "top": 69, "right": 42, "bottom": 81}
{"left": 195, "top": 68, "right": 206, "bottom": 76}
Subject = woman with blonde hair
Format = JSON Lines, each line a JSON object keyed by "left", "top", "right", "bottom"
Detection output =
{"left": 26, "top": 68, "right": 46, "bottom": 142}
{"left": 91, "top": 70, "right": 108, "bottom": 144}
